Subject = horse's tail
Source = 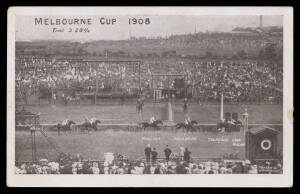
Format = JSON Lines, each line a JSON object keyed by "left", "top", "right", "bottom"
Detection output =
{"left": 157, "top": 120, "right": 163, "bottom": 125}
{"left": 142, "top": 123, "right": 148, "bottom": 130}
{"left": 93, "top": 123, "right": 98, "bottom": 131}
{"left": 49, "top": 124, "right": 58, "bottom": 131}
{"left": 49, "top": 124, "right": 56, "bottom": 130}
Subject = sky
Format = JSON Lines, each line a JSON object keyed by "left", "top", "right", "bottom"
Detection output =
{"left": 16, "top": 15, "right": 283, "bottom": 41}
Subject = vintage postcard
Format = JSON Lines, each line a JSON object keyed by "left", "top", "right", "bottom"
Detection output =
{"left": 7, "top": 7, "right": 293, "bottom": 187}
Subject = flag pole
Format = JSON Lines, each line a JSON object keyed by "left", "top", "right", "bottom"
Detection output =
{"left": 220, "top": 92, "right": 224, "bottom": 120}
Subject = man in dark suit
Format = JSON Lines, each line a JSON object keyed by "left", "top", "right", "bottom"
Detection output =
{"left": 184, "top": 147, "right": 191, "bottom": 163}
{"left": 144, "top": 144, "right": 152, "bottom": 164}
{"left": 151, "top": 148, "right": 158, "bottom": 165}
{"left": 164, "top": 145, "right": 172, "bottom": 162}
{"left": 183, "top": 98, "right": 188, "bottom": 115}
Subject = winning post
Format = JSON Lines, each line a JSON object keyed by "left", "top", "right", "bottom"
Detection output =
{"left": 220, "top": 92, "right": 224, "bottom": 121}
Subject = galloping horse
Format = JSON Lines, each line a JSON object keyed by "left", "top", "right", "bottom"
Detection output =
{"left": 78, "top": 118, "right": 101, "bottom": 132}
{"left": 51, "top": 119, "right": 76, "bottom": 135}
{"left": 139, "top": 120, "right": 163, "bottom": 131}
{"left": 175, "top": 120, "right": 198, "bottom": 132}
{"left": 216, "top": 121, "right": 227, "bottom": 132}
{"left": 217, "top": 120, "right": 243, "bottom": 132}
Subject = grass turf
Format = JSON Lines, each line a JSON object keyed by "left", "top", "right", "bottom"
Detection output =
{"left": 15, "top": 103, "right": 282, "bottom": 161}
{"left": 22, "top": 103, "right": 282, "bottom": 124}
{"left": 16, "top": 130, "right": 245, "bottom": 161}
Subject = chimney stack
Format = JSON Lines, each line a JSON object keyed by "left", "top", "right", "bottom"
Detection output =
{"left": 259, "top": 15, "right": 263, "bottom": 28}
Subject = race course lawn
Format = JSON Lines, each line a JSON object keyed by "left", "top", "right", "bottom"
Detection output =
{"left": 15, "top": 103, "right": 282, "bottom": 162}
{"left": 16, "top": 130, "right": 245, "bottom": 161}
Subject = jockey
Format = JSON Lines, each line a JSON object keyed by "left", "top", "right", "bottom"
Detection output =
{"left": 183, "top": 98, "right": 188, "bottom": 105}
{"left": 184, "top": 116, "right": 191, "bottom": 125}
{"left": 62, "top": 119, "right": 69, "bottom": 125}
{"left": 90, "top": 117, "right": 96, "bottom": 124}
{"left": 236, "top": 119, "right": 243, "bottom": 125}
{"left": 228, "top": 118, "right": 235, "bottom": 125}
{"left": 149, "top": 116, "right": 156, "bottom": 124}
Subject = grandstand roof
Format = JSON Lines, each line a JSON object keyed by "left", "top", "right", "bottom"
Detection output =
{"left": 16, "top": 109, "right": 39, "bottom": 117}
{"left": 248, "top": 125, "right": 280, "bottom": 135}
{"left": 82, "top": 59, "right": 140, "bottom": 63}
{"left": 232, "top": 26, "right": 283, "bottom": 34}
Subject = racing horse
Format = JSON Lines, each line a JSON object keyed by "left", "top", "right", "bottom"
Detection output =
{"left": 217, "top": 120, "right": 243, "bottom": 132}
{"left": 51, "top": 119, "right": 76, "bottom": 135}
{"left": 139, "top": 120, "right": 163, "bottom": 131}
{"left": 175, "top": 120, "right": 198, "bottom": 132}
{"left": 77, "top": 118, "right": 101, "bottom": 133}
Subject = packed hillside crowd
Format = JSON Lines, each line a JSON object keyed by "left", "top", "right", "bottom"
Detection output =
{"left": 128, "top": 32, "right": 282, "bottom": 57}
{"left": 15, "top": 56, "right": 282, "bottom": 103}
{"left": 191, "top": 61, "right": 282, "bottom": 102}
{"left": 15, "top": 153, "right": 282, "bottom": 175}
{"left": 15, "top": 57, "right": 145, "bottom": 101}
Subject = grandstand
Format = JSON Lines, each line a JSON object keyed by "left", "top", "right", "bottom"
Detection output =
{"left": 15, "top": 56, "right": 283, "bottom": 105}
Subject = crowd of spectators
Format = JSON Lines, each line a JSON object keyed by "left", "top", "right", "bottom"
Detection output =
{"left": 128, "top": 32, "right": 282, "bottom": 57}
{"left": 16, "top": 57, "right": 146, "bottom": 101}
{"left": 15, "top": 148, "right": 282, "bottom": 174}
{"left": 191, "top": 61, "right": 282, "bottom": 102}
{"left": 15, "top": 55, "right": 282, "bottom": 103}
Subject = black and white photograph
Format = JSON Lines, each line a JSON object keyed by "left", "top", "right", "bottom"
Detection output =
{"left": 7, "top": 7, "right": 293, "bottom": 187}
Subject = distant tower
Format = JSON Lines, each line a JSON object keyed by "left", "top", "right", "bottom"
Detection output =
{"left": 259, "top": 15, "right": 263, "bottom": 28}
{"left": 194, "top": 26, "right": 197, "bottom": 34}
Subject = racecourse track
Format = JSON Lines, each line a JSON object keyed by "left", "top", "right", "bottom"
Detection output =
{"left": 20, "top": 102, "right": 282, "bottom": 124}
{"left": 15, "top": 102, "right": 282, "bottom": 161}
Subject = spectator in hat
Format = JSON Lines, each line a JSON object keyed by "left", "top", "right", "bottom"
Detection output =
{"left": 151, "top": 148, "right": 158, "bottom": 165}
{"left": 243, "top": 160, "right": 251, "bottom": 173}
{"left": 248, "top": 165, "right": 258, "bottom": 174}
{"left": 149, "top": 116, "right": 156, "bottom": 124}
{"left": 176, "top": 161, "right": 186, "bottom": 174}
{"left": 144, "top": 144, "right": 152, "bottom": 163}
{"left": 164, "top": 145, "right": 172, "bottom": 162}
{"left": 180, "top": 146, "right": 185, "bottom": 161}
{"left": 232, "top": 162, "right": 243, "bottom": 174}
{"left": 183, "top": 147, "right": 191, "bottom": 163}
{"left": 143, "top": 165, "right": 151, "bottom": 174}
